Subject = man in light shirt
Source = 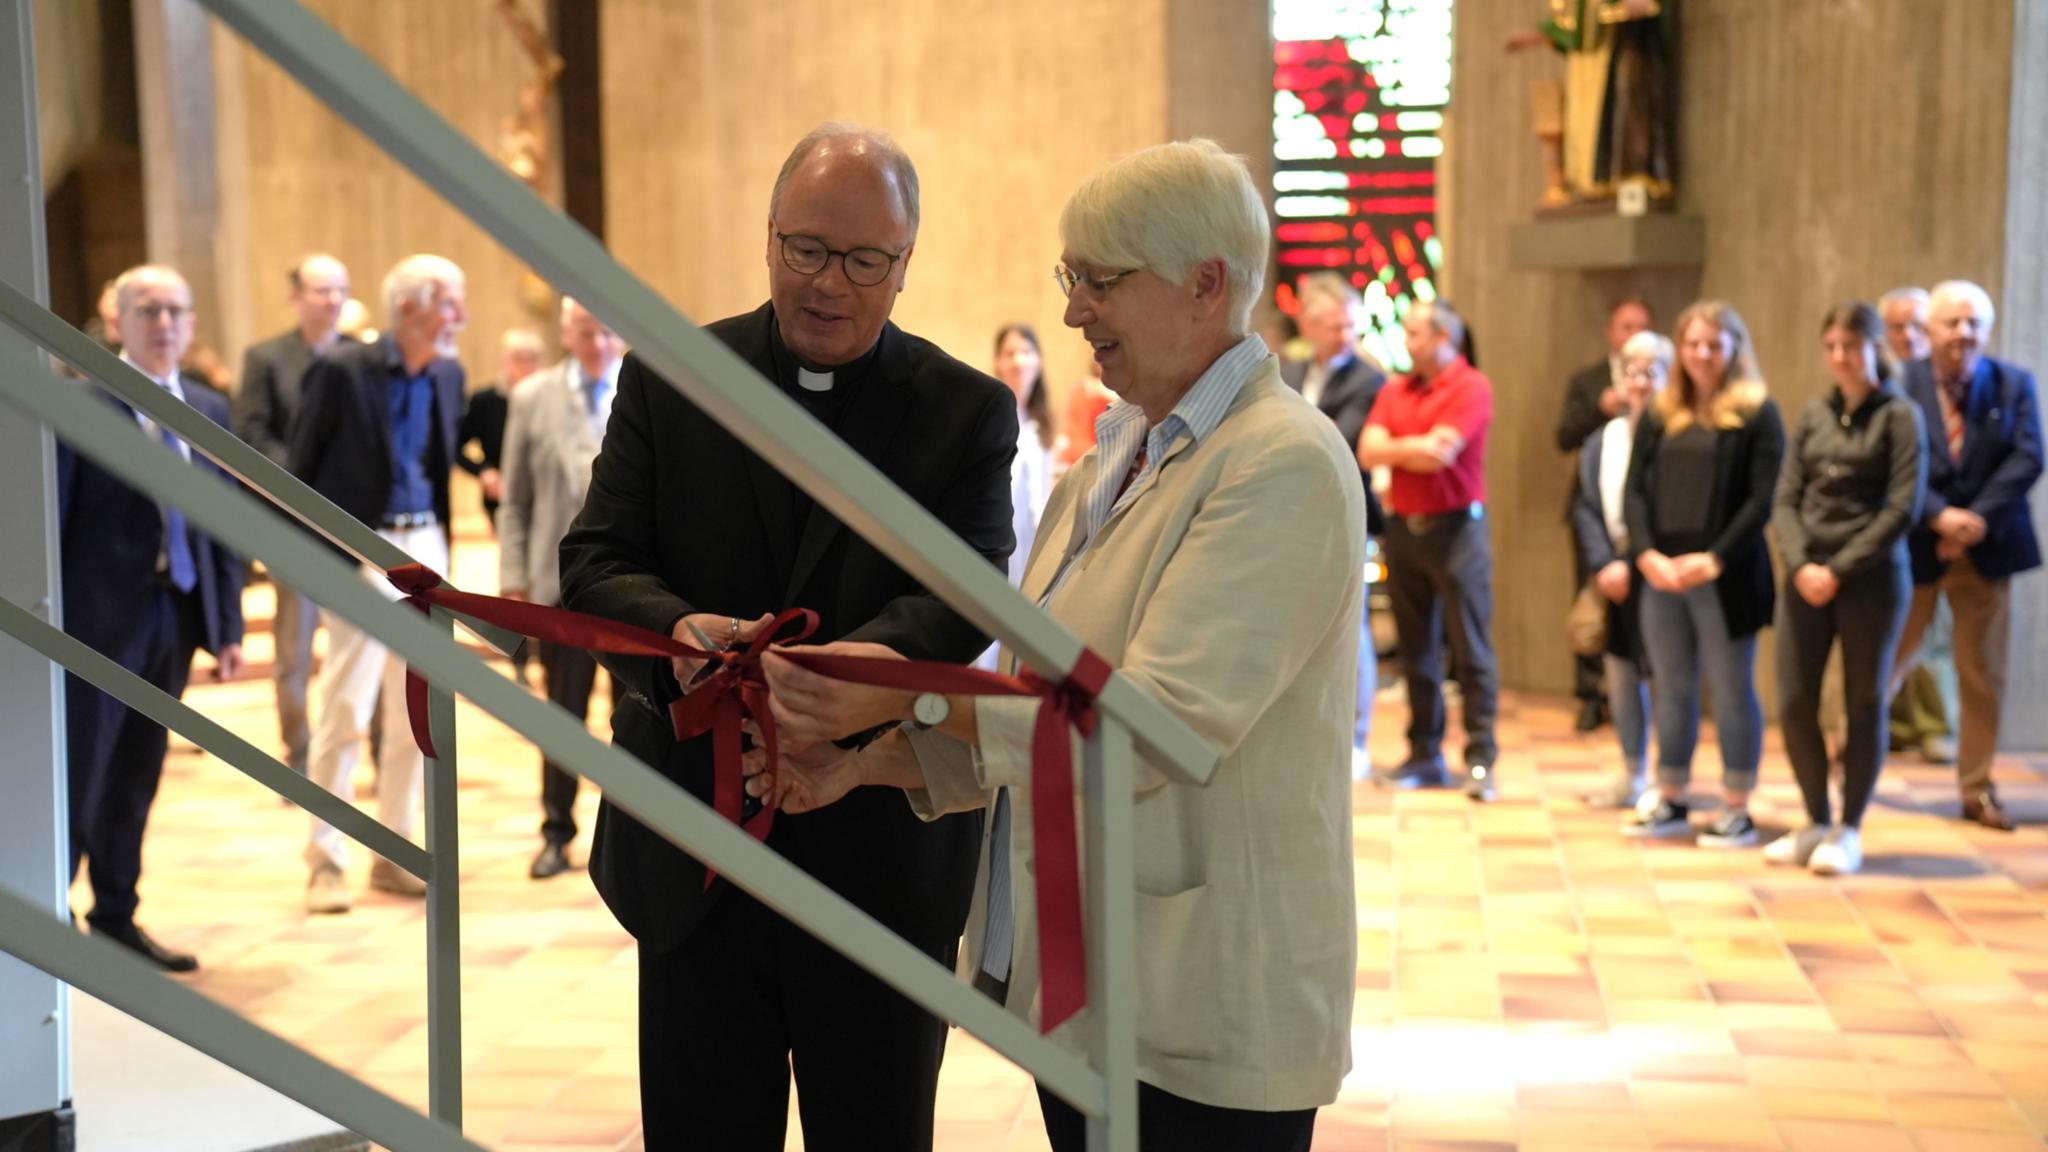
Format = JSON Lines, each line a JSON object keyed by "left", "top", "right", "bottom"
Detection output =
{"left": 498, "top": 297, "right": 626, "bottom": 879}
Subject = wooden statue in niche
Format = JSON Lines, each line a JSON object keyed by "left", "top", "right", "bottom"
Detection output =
{"left": 1508, "top": 0, "right": 1676, "bottom": 210}
{"left": 494, "top": 0, "right": 565, "bottom": 318}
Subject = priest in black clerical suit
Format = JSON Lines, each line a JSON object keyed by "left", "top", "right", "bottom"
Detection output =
{"left": 559, "top": 126, "right": 1015, "bottom": 1152}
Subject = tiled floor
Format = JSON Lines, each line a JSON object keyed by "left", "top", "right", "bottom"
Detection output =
{"left": 82, "top": 528, "right": 2048, "bottom": 1151}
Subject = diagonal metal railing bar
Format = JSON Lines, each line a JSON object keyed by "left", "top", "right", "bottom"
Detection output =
{"left": 0, "top": 886, "right": 489, "bottom": 1152}
{"left": 196, "top": 0, "right": 1215, "bottom": 789}
{"left": 0, "top": 594, "right": 430, "bottom": 879}
{"left": 0, "top": 344, "right": 1106, "bottom": 1113}
{"left": 0, "top": 278, "right": 523, "bottom": 661}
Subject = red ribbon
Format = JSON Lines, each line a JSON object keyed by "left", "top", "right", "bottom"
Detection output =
{"left": 780, "top": 647, "right": 1112, "bottom": 1033}
{"left": 382, "top": 564, "right": 1110, "bottom": 1029}
{"left": 383, "top": 564, "right": 814, "bottom": 883}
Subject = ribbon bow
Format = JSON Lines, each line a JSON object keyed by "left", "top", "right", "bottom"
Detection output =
{"left": 664, "top": 608, "right": 818, "bottom": 878}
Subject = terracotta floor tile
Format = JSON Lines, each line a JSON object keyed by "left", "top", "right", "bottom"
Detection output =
{"left": 1756, "top": 1088, "right": 1891, "bottom": 1123}
{"left": 114, "top": 564, "right": 2048, "bottom": 1150}
{"left": 1772, "top": 1119, "right": 1918, "bottom": 1152}
{"left": 1638, "top": 1109, "right": 1783, "bottom": 1150}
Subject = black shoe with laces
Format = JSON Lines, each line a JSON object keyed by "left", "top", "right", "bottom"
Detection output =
{"left": 1623, "top": 796, "right": 1691, "bottom": 839}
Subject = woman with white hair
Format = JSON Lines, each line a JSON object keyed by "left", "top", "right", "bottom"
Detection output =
{"left": 755, "top": 139, "right": 1364, "bottom": 1149}
{"left": 1572, "top": 328, "right": 1673, "bottom": 808}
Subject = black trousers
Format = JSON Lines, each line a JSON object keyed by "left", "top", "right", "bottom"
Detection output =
{"left": 637, "top": 890, "right": 953, "bottom": 1151}
{"left": 1381, "top": 512, "right": 1499, "bottom": 763}
{"left": 1778, "top": 561, "right": 1911, "bottom": 828}
{"left": 536, "top": 638, "right": 621, "bottom": 845}
{"left": 66, "top": 585, "right": 200, "bottom": 930}
{"left": 1571, "top": 540, "right": 1605, "bottom": 702}
{"left": 1039, "top": 1082, "right": 1317, "bottom": 1152}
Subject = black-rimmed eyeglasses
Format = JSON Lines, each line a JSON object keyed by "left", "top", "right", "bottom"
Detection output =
{"left": 1053, "top": 265, "right": 1139, "bottom": 300}
{"left": 776, "top": 232, "right": 904, "bottom": 288}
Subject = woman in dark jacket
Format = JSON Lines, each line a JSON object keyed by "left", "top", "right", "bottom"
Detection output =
{"left": 1623, "top": 301, "right": 1785, "bottom": 849}
{"left": 1766, "top": 303, "right": 1927, "bottom": 875}
{"left": 1571, "top": 330, "right": 1672, "bottom": 808}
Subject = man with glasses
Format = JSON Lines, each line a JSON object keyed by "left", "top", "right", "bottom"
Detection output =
{"left": 62, "top": 264, "right": 245, "bottom": 972}
{"left": 559, "top": 123, "right": 1015, "bottom": 1151}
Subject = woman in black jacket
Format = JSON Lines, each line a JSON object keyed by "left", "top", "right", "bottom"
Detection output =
{"left": 1623, "top": 300, "right": 1784, "bottom": 849}
{"left": 1766, "top": 303, "right": 1927, "bottom": 875}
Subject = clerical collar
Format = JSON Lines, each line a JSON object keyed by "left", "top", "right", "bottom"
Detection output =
{"left": 766, "top": 305, "right": 883, "bottom": 394}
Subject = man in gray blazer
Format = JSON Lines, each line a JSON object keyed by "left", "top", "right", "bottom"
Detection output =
{"left": 499, "top": 297, "right": 626, "bottom": 878}
{"left": 231, "top": 253, "right": 351, "bottom": 778}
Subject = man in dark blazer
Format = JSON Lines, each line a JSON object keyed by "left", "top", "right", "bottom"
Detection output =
{"left": 1283, "top": 276, "right": 1385, "bottom": 753}
{"left": 1554, "top": 298, "right": 1653, "bottom": 730}
{"left": 559, "top": 126, "right": 1014, "bottom": 1152}
{"left": 1889, "top": 280, "right": 2042, "bottom": 831}
{"left": 289, "top": 254, "right": 467, "bottom": 913}
{"left": 232, "top": 253, "right": 352, "bottom": 780}
{"left": 62, "top": 265, "right": 244, "bottom": 973}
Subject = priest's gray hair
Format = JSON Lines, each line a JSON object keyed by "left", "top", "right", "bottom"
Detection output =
{"left": 1059, "top": 139, "right": 1270, "bottom": 336}
{"left": 769, "top": 123, "right": 921, "bottom": 237}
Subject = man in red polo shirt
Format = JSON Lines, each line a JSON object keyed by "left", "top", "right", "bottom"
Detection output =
{"left": 1358, "top": 299, "right": 1500, "bottom": 800}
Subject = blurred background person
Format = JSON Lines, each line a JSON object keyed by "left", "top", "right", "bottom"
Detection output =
{"left": 1285, "top": 273, "right": 1385, "bottom": 760}
{"left": 1768, "top": 303, "right": 1925, "bottom": 875}
{"left": 499, "top": 298, "right": 626, "bottom": 879}
{"left": 1888, "top": 280, "right": 2042, "bottom": 832}
{"left": 1878, "top": 285, "right": 1958, "bottom": 766}
{"left": 233, "top": 253, "right": 353, "bottom": 781}
{"left": 1555, "top": 299, "right": 1655, "bottom": 732}
{"left": 1623, "top": 301, "right": 1782, "bottom": 850}
{"left": 1570, "top": 329, "right": 1671, "bottom": 809}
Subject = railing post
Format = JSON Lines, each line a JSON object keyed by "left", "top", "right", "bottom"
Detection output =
{"left": 1083, "top": 717, "right": 1137, "bottom": 1152}
{"left": 424, "top": 606, "right": 462, "bottom": 1127}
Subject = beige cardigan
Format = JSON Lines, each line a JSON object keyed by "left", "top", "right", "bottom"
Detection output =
{"left": 908, "top": 358, "right": 1364, "bottom": 1111}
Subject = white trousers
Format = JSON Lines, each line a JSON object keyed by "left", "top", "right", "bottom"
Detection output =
{"left": 304, "top": 524, "right": 448, "bottom": 872}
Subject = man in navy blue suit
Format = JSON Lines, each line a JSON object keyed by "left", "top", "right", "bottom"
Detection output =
{"left": 1888, "top": 280, "right": 2042, "bottom": 831}
{"left": 290, "top": 254, "right": 466, "bottom": 914}
{"left": 61, "top": 264, "right": 245, "bottom": 972}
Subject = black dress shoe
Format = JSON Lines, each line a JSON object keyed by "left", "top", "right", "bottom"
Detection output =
{"left": 1372, "top": 756, "right": 1448, "bottom": 790}
{"left": 1574, "top": 697, "right": 1607, "bottom": 732}
{"left": 1963, "top": 793, "right": 2017, "bottom": 832}
{"left": 530, "top": 841, "right": 572, "bottom": 879}
{"left": 94, "top": 921, "right": 198, "bottom": 973}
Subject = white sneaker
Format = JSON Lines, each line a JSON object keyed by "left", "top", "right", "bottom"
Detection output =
{"left": 307, "top": 864, "right": 352, "bottom": 915}
{"left": 1763, "top": 824, "right": 1828, "bottom": 867}
{"left": 1809, "top": 826, "right": 1863, "bottom": 876}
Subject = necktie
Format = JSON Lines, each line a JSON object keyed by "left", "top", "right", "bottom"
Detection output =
{"left": 158, "top": 420, "right": 198, "bottom": 594}
{"left": 1942, "top": 377, "right": 1966, "bottom": 460}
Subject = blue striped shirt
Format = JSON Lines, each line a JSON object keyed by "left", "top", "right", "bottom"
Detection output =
{"left": 1081, "top": 333, "right": 1271, "bottom": 548}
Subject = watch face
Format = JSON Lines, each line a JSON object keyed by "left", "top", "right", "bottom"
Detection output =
{"left": 913, "top": 692, "right": 949, "bottom": 727}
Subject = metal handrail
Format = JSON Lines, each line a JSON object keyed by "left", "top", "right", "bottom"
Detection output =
{"left": 0, "top": 596, "right": 428, "bottom": 878}
{"left": 0, "top": 335, "right": 1106, "bottom": 1123}
{"left": 0, "top": 886, "right": 488, "bottom": 1152}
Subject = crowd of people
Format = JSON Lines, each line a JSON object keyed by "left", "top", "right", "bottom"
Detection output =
{"left": 52, "top": 119, "right": 2040, "bottom": 1150}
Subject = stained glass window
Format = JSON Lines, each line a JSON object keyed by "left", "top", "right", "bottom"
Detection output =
{"left": 1272, "top": 0, "right": 1453, "bottom": 372}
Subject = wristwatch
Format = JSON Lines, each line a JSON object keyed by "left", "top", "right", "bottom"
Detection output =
{"left": 905, "top": 692, "right": 950, "bottom": 732}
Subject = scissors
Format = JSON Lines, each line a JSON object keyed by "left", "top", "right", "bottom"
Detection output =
{"left": 681, "top": 618, "right": 728, "bottom": 687}
{"left": 682, "top": 617, "right": 766, "bottom": 819}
